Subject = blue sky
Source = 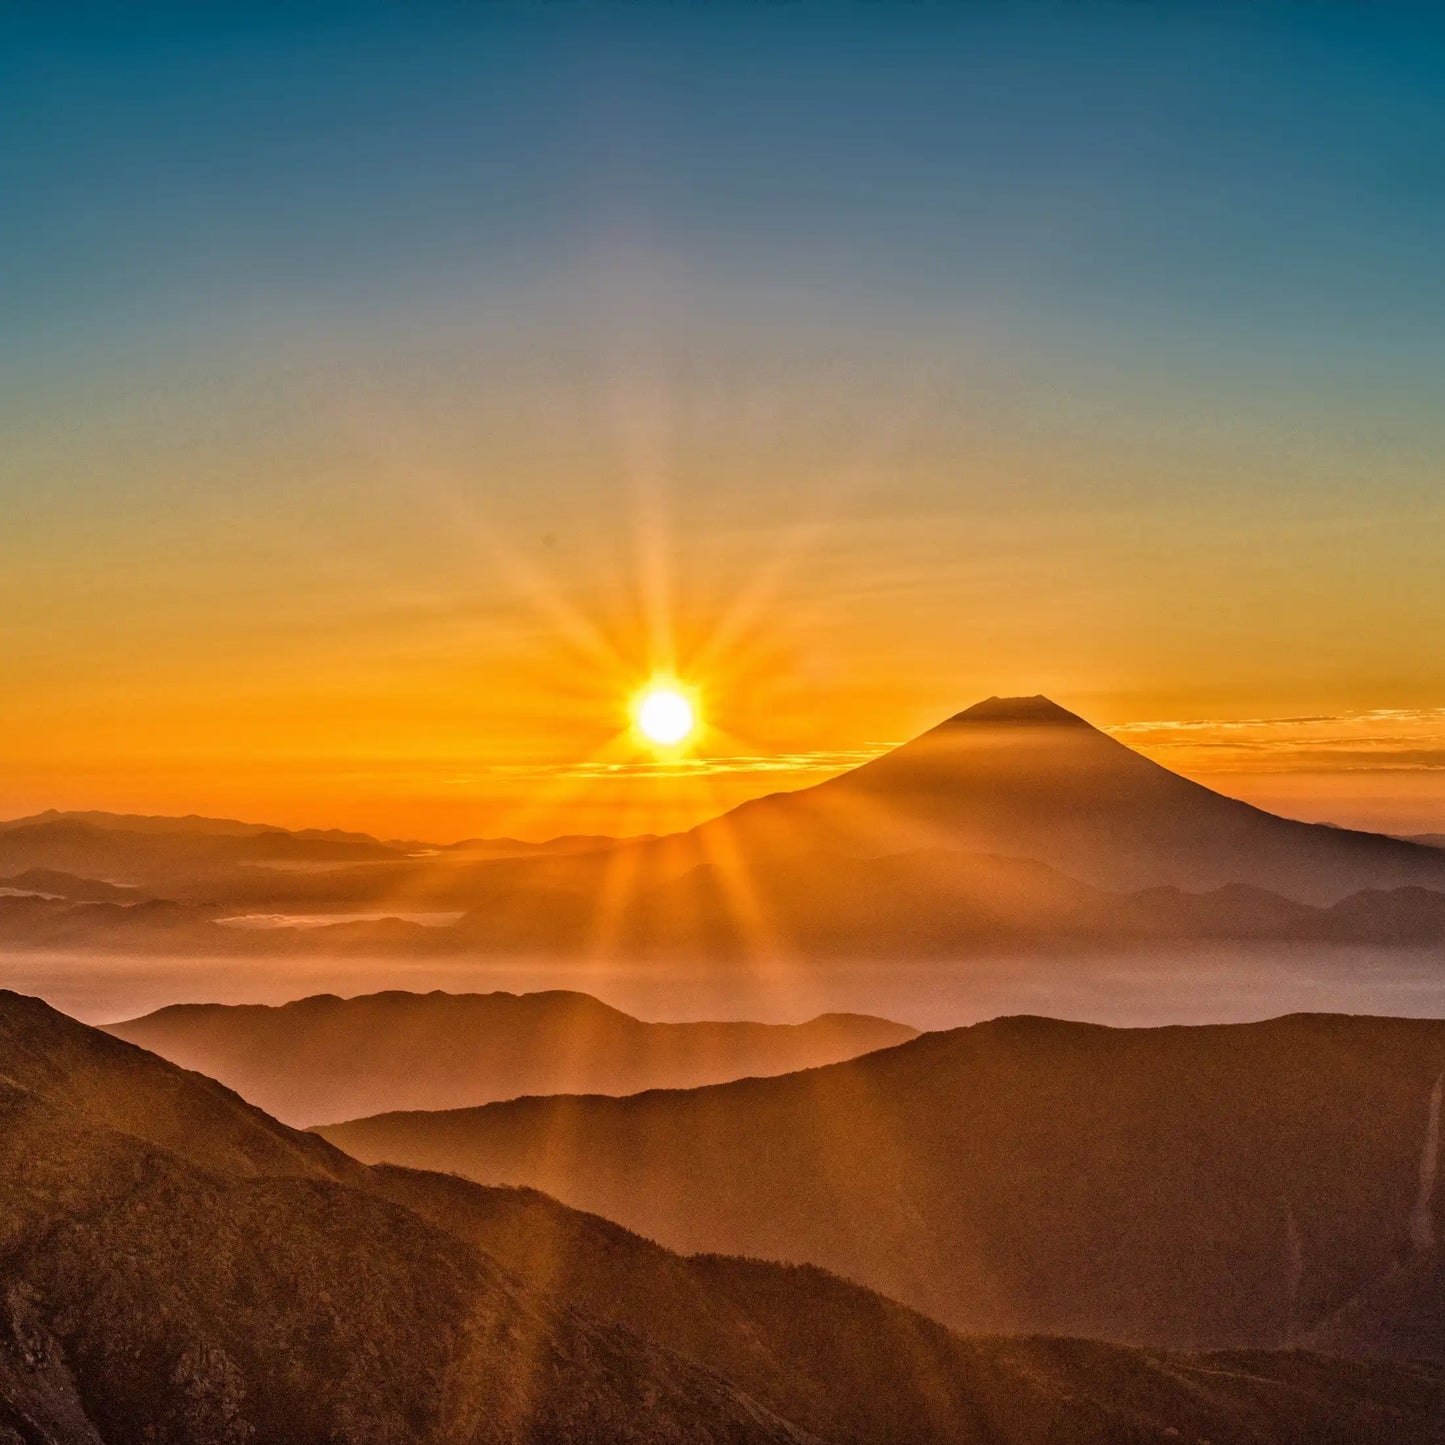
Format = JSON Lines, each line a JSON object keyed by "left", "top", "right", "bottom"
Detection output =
{"left": 7, "top": 3, "right": 1443, "bottom": 353}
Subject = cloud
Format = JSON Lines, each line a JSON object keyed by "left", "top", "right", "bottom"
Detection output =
{"left": 1107, "top": 708, "right": 1445, "bottom": 774}
{"left": 451, "top": 747, "right": 894, "bottom": 784}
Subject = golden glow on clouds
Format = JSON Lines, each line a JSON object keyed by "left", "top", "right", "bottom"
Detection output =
{"left": 1107, "top": 710, "right": 1445, "bottom": 836}
{"left": 1108, "top": 709, "right": 1445, "bottom": 774}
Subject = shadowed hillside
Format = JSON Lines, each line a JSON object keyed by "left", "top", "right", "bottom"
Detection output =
{"left": 320, "top": 1012, "right": 1445, "bottom": 1354}
{"left": 4, "top": 990, "right": 1445, "bottom": 1444}
{"left": 104, "top": 990, "right": 916, "bottom": 1125}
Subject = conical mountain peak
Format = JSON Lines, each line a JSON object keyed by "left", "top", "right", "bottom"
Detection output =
{"left": 690, "top": 690, "right": 1445, "bottom": 904}
{"left": 942, "top": 695, "right": 1091, "bottom": 728}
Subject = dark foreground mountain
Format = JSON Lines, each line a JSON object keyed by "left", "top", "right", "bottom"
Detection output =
{"left": 3, "top": 990, "right": 1445, "bottom": 1444}
{"left": 320, "top": 1012, "right": 1445, "bottom": 1357}
{"left": 103, "top": 990, "right": 916, "bottom": 1125}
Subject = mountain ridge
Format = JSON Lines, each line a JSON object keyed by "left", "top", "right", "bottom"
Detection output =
{"left": 317, "top": 1009, "right": 1445, "bottom": 1354}
{"left": 103, "top": 989, "right": 916, "bottom": 1125}
{"left": 5, "top": 697, "right": 1445, "bottom": 951}
{"left": 12, "top": 989, "right": 1443, "bottom": 1443}
{"left": 688, "top": 695, "right": 1445, "bottom": 903}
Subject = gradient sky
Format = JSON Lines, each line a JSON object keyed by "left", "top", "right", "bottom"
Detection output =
{"left": 4, "top": 2, "right": 1445, "bottom": 839}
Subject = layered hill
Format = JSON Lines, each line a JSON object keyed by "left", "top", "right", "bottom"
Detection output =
{"left": 0, "top": 990, "right": 806, "bottom": 1444}
{"left": 104, "top": 990, "right": 916, "bottom": 1125}
{"left": 0, "top": 809, "right": 415, "bottom": 846}
{"left": 0, "top": 812, "right": 630, "bottom": 899}
{"left": 0, "top": 869, "right": 141, "bottom": 903}
{"left": 320, "top": 1012, "right": 1445, "bottom": 1355}
{"left": 7, "top": 845, "right": 1445, "bottom": 962}
{"left": 4, "top": 990, "right": 1445, "bottom": 1444}
{"left": 12, "top": 991, "right": 1443, "bottom": 1443}
{"left": 0, "top": 816, "right": 409, "bottom": 883}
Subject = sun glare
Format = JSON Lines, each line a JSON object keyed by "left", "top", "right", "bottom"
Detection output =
{"left": 635, "top": 684, "right": 697, "bottom": 747}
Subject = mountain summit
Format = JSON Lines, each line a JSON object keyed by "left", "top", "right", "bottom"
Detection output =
{"left": 105, "top": 991, "right": 915, "bottom": 1126}
{"left": 942, "top": 694, "right": 1092, "bottom": 727}
{"left": 685, "top": 694, "right": 1445, "bottom": 903}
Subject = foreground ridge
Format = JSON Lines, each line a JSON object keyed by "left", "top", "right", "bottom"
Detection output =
{"left": 3, "top": 990, "right": 1445, "bottom": 1443}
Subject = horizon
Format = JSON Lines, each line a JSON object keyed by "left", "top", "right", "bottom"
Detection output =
{"left": 3, "top": 691, "right": 1443, "bottom": 843}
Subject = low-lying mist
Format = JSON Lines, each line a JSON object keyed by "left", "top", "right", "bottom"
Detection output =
{"left": 9, "top": 942, "right": 1445, "bottom": 1031}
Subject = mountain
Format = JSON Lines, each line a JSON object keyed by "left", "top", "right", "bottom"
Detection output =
{"left": 369, "top": 1166, "right": 1445, "bottom": 1445}
{"left": 8, "top": 846, "right": 1445, "bottom": 961}
{"left": 664, "top": 696, "right": 1445, "bottom": 905}
{"left": 0, "top": 812, "right": 636, "bottom": 882}
{"left": 559, "top": 849, "right": 1445, "bottom": 958}
{"left": 1303, "top": 1250, "right": 1445, "bottom": 1364}
{"left": 0, "top": 809, "right": 414, "bottom": 847}
{"left": 0, "top": 894, "right": 224, "bottom": 951}
{"left": 212, "top": 693, "right": 1445, "bottom": 935}
{"left": 0, "top": 869, "right": 140, "bottom": 902}
{"left": 5, "top": 989, "right": 1445, "bottom": 1444}
{"left": 0, "top": 818, "right": 409, "bottom": 884}
{"left": 7, "top": 696, "right": 1445, "bottom": 952}
{"left": 1319, "top": 887, "right": 1445, "bottom": 945}
{"left": 319, "top": 1012, "right": 1445, "bottom": 1355}
{"left": 0, "top": 990, "right": 808, "bottom": 1444}
{"left": 104, "top": 990, "right": 916, "bottom": 1125}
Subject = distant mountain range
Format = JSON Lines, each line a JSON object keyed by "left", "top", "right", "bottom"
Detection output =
{"left": 4, "top": 697, "right": 1445, "bottom": 961}
{"left": 6, "top": 988, "right": 1445, "bottom": 1444}
{"left": 7, "top": 851, "right": 1445, "bottom": 959}
{"left": 318, "top": 1012, "right": 1445, "bottom": 1357}
{"left": 0, "top": 815, "right": 409, "bottom": 876}
{"left": 0, "top": 808, "right": 419, "bottom": 847}
{"left": 104, "top": 990, "right": 916, "bottom": 1125}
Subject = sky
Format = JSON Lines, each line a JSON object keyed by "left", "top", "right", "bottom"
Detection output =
{"left": 4, "top": 1, "right": 1445, "bottom": 840}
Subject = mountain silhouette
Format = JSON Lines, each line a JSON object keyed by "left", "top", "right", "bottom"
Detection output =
{"left": 673, "top": 696, "right": 1445, "bottom": 904}
{"left": 319, "top": 1012, "right": 1445, "bottom": 1356}
{"left": 5, "top": 989, "right": 1445, "bottom": 1444}
{"left": 0, "top": 817, "right": 407, "bottom": 885}
{"left": 0, "top": 868, "right": 139, "bottom": 903}
{"left": 6, "top": 697, "right": 1445, "bottom": 957}
{"left": 105, "top": 990, "right": 915, "bottom": 1125}
{"left": 7, "top": 845, "right": 1445, "bottom": 963}
{"left": 0, "top": 809, "right": 410, "bottom": 847}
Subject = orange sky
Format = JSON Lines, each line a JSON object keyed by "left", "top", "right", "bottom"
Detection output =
{"left": 6, "top": 705, "right": 1445, "bottom": 843}
{"left": 7, "top": 10, "right": 1445, "bottom": 842}
{"left": 6, "top": 392, "right": 1444, "bottom": 841}
{"left": 6, "top": 367, "right": 1445, "bottom": 841}
{"left": 7, "top": 489, "right": 1445, "bottom": 846}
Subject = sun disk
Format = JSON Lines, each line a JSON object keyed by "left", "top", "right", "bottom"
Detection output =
{"left": 636, "top": 685, "right": 696, "bottom": 746}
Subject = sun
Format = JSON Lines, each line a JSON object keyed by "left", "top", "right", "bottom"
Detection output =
{"left": 634, "top": 683, "right": 697, "bottom": 747}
